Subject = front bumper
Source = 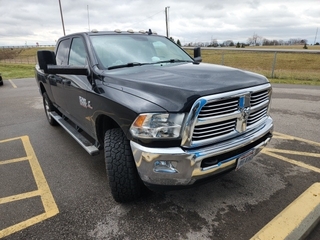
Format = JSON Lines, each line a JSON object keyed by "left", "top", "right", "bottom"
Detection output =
{"left": 130, "top": 117, "right": 273, "bottom": 188}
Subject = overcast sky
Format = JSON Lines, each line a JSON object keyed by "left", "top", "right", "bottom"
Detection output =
{"left": 0, "top": 0, "right": 319, "bottom": 46}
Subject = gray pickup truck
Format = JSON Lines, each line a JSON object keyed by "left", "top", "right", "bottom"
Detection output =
{"left": 35, "top": 29, "right": 273, "bottom": 202}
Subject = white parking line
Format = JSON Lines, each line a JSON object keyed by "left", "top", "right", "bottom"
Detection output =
{"left": 8, "top": 79, "right": 17, "bottom": 88}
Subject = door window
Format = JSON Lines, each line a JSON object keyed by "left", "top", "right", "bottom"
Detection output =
{"left": 56, "top": 39, "right": 70, "bottom": 65}
{"left": 69, "top": 38, "right": 87, "bottom": 66}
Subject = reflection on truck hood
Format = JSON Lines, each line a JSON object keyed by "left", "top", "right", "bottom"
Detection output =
{"left": 102, "top": 62, "right": 269, "bottom": 112}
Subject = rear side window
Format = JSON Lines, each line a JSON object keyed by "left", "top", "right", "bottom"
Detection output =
{"left": 56, "top": 39, "right": 70, "bottom": 65}
{"left": 69, "top": 37, "right": 87, "bottom": 65}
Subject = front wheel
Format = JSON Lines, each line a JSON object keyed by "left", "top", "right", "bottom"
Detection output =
{"left": 104, "top": 128, "right": 146, "bottom": 202}
{"left": 43, "top": 92, "right": 58, "bottom": 126}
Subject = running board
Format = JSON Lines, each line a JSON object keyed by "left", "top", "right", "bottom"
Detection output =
{"left": 50, "top": 111, "right": 100, "bottom": 156}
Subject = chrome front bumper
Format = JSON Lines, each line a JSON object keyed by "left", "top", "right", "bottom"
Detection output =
{"left": 130, "top": 117, "right": 273, "bottom": 187}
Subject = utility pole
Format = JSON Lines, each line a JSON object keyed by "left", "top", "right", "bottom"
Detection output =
{"left": 314, "top": 27, "right": 318, "bottom": 45}
{"left": 87, "top": 5, "right": 91, "bottom": 32}
{"left": 165, "top": 6, "right": 170, "bottom": 38}
{"left": 58, "top": 0, "right": 66, "bottom": 36}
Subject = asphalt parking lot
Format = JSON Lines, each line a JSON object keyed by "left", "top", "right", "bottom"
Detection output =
{"left": 0, "top": 78, "right": 319, "bottom": 239}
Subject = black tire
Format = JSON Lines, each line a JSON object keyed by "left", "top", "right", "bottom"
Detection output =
{"left": 104, "top": 128, "right": 146, "bottom": 202}
{"left": 43, "top": 92, "right": 58, "bottom": 126}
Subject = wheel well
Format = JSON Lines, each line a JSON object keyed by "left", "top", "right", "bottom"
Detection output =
{"left": 96, "top": 115, "right": 120, "bottom": 147}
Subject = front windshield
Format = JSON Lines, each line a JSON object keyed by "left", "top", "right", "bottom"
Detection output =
{"left": 90, "top": 34, "right": 193, "bottom": 69}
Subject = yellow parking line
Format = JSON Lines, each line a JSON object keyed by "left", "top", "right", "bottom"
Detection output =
{"left": 0, "top": 190, "right": 40, "bottom": 204}
{"left": 251, "top": 182, "right": 320, "bottom": 240}
{"left": 0, "top": 212, "right": 58, "bottom": 239}
{"left": 0, "top": 157, "right": 29, "bottom": 165}
{"left": 264, "top": 148, "right": 320, "bottom": 158}
{"left": 0, "top": 136, "right": 59, "bottom": 238}
{"left": 8, "top": 79, "right": 17, "bottom": 88}
{"left": 0, "top": 136, "right": 22, "bottom": 143}
{"left": 262, "top": 149, "right": 320, "bottom": 174}
{"left": 273, "top": 132, "right": 320, "bottom": 147}
{"left": 257, "top": 132, "right": 320, "bottom": 239}
{"left": 20, "top": 136, "right": 59, "bottom": 217}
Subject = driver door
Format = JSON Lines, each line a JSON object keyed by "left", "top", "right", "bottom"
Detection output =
{"left": 60, "top": 37, "right": 92, "bottom": 133}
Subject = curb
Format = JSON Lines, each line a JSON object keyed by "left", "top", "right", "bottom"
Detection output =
{"left": 251, "top": 182, "right": 320, "bottom": 240}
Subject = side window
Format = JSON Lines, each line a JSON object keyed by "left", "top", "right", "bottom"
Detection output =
{"left": 69, "top": 38, "right": 87, "bottom": 66}
{"left": 56, "top": 39, "right": 70, "bottom": 65}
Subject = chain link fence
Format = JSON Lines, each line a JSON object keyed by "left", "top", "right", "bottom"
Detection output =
{"left": 0, "top": 46, "right": 54, "bottom": 64}
{"left": 1, "top": 46, "right": 320, "bottom": 82}
{"left": 185, "top": 48, "right": 320, "bottom": 81}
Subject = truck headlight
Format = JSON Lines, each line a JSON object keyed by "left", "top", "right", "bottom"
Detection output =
{"left": 130, "top": 113, "right": 185, "bottom": 139}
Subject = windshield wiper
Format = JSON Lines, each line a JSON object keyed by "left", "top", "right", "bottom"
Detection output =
{"left": 108, "top": 62, "right": 150, "bottom": 70}
{"left": 151, "top": 59, "right": 193, "bottom": 65}
{"left": 107, "top": 59, "right": 193, "bottom": 70}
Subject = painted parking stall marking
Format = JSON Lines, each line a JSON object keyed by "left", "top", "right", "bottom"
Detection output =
{"left": 251, "top": 182, "right": 320, "bottom": 240}
{"left": 252, "top": 132, "right": 320, "bottom": 239}
{"left": 0, "top": 131, "right": 319, "bottom": 238}
{"left": 8, "top": 79, "right": 17, "bottom": 88}
{"left": 0, "top": 136, "right": 59, "bottom": 238}
{"left": 262, "top": 132, "right": 320, "bottom": 173}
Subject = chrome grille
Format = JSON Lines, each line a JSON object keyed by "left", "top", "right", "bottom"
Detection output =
{"left": 198, "top": 98, "right": 238, "bottom": 118}
{"left": 251, "top": 90, "right": 269, "bottom": 106}
{"left": 193, "top": 119, "right": 237, "bottom": 141}
{"left": 248, "top": 108, "right": 267, "bottom": 126}
{"left": 182, "top": 84, "right": 272, "bottom": 148}
{"left": 248, "top": 89, "right": 270, "bottom": 126}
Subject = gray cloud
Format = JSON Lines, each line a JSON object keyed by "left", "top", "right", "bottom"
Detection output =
{"left": 0, "top": 0, "right": 319, "bottom": 46}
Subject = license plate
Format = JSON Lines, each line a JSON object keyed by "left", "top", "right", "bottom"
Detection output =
{"left": 236, "top": 150, "right": 255, "bottom": 170}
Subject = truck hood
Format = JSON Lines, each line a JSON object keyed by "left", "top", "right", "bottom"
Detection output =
{"left": 102, "top": 62, "right": 269, "bottom": 112}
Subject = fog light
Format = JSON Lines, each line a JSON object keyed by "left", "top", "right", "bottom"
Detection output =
{"left": 154, "top": 161, "right": 178, "bottom": 173}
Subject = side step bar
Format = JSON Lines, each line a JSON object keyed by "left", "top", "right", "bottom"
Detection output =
{"left": 50, "top": 111, "right": 100, "bottom": 156}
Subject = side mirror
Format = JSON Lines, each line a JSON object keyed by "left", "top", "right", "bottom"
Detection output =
{"left": 193, "top": 47, "right": 202, "bottom": 63}
{"left": 37, "top": 50, "right": 56, "bottom": 73}
{"left": 37, "top": 50, "right": 88, "bottom": 76}
{"left": 47, "top": 65, "right": 88, "bottom": 75}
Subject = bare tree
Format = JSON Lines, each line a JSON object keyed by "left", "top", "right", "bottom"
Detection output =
{"left": 210, "top": 39, "right": 219, "bottom": 47}
{"left": 287, "top": 38, "right": 308, "bottom": 45}
{"left": 223, "top": 40, "right": 235, "bottom": 47}
{"left": 247, "top": 33, "right": 263, "bottom": 46}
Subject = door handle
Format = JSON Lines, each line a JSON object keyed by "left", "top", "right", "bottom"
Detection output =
{"left": 55, "top": 78, "right": 63, "bottom": 84}
{"left": 48, "top": 75, "right": 62, "bottom": 84}
{"left": 62, "top": 79, "right": 71, "bottom": 85}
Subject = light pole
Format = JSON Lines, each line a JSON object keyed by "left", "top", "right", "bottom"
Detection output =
{"left": 165, "top": 6, "right": 170, "bottom": 38}
{"left": 58, "top": 0, "right": 66, "bottom": 36}
{"left": 87, "top": 5, "right": 91, "bottom": 32}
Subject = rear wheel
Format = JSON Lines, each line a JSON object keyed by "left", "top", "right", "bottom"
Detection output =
{"left": 104, "top": 128, "right": 146, "bottom": 202}
{"left": 43, "top": 92, "right": 58, "bottom": 126}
